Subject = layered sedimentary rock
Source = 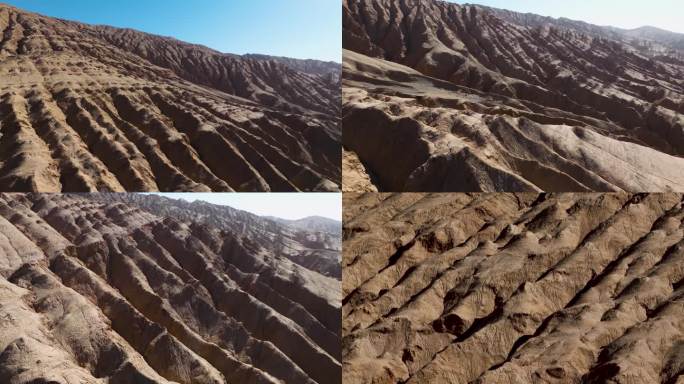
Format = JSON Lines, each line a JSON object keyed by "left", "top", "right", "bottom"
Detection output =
{"left": 0, "top": 193, "right": 341, "bottom": 383}
{"left": 0, "top": 4, "right": 341, "bottom": 192}
{"left": 342, "top": 0, "right": 684, "bottom": 192}
{"left": 343, "top": 192, "right": 684, "bottom": 383}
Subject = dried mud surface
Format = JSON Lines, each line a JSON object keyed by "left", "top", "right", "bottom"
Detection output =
{"left": 0, "top": 193, "right": 341, "bottom": 383}
{"left": 0, "top": 4, "right": 341, "bottom": 192}
{"left": 342, "top": 0, "right": 684, "bottom": 192}
{"left": 343, "top": 192, "right": 684, "bottom": 383}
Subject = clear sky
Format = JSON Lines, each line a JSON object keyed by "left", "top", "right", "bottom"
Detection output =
{"left": 3, "top": 0, "right": 342, "bottom": 62}
{"left": 462, "top": 0, "right": 683, "bottom": 33}
{"left": 148, "top": 193, "right": 341, "bottom": 221}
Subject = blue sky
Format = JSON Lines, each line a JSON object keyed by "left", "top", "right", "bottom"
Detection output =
{"left": 148, "top": 193, "right": 342, "bottom": 221}
{"left": 463, "top": 0, "right": 683, "bottom": 33}
{"left": 3, "top": 0, "right": 341, "bottom": 62}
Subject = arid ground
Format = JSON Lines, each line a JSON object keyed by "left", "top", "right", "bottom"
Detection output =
{"left": 343, "top": 192, "right": 684, "bottom": 383}
{"left": 342, "top": 0, "right": 684, "bottom": 192}
{"left": 0, "top": 193, "right": 341, "bottom": 383}
{"left": 0, "top": 4, "right": 341, "bottom": 192}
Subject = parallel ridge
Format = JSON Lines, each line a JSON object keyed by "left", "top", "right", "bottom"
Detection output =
{"left": 343, "top": 192, "right": 684, "bottom": 383}
{"left": 0, "top": 4, "right": 340, "bottom": 192}
{"left": 91, "top": 193, "right": 342, "bottom": 279}
{"left": 243, "top": 54, "right": 342, "bottom": 81}
{"left": 0, "top": 193, "right": 341, "bottom": 384}
{"left": 483, "top": 10, "right": 684, "bottom": 56}
{"left": 342, "top": 0, "right": 684, "bottom": 192}
{"left": 91, "top": 27, "right": 341, "bottom": 117}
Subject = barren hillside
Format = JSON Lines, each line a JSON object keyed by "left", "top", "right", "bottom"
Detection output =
{"left": 0, "top": 4, "right": 341, "bottom": 192}
{"left": 98, "top": 194, "right": 342, "bottom": 279}
{"left": 343, "top": 192, "right": 684, "bottom": 383}
{"left": 0, "top": 193, "right": 341, "bottom": 383}
{"left": 342, "top": 0, "right": 684, "bottom": 192}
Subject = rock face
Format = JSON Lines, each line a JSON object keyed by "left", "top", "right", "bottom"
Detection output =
{"left": 343, "top": 192, "right": 684, "bottom": 383}
{"left": 342, "top": 0, "right": 684, "bottom": 192}
{"left": 0, "top": 193, "right": 341, "bottom": 384}
{"left": 0, "top": 4, "right": 341, "bottom": 192}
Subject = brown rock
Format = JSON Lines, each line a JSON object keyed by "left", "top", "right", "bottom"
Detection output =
{"left": 342, "top": 0, "right": 684, "bottom": 192}
{"left": 343, "top": 192, "right": 684, "bottom": 384}
{"left": 0, "top": 193, "right": 341, "bottom": 384}
{"left": 0, "top": 4, "right": 341, "bottom": 192}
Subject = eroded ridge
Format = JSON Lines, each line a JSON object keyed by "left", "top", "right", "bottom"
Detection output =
{"left": 342, "top": 0, "right": 684, "bottom": 192}
{"left": 0, "top": 193, "right": 341, "bottom": 384}
{"left": 0, "top": 4, "right": 340, "bottom": 192}
{"left": 343, "top": 192, "right": 684, "bottom": 383}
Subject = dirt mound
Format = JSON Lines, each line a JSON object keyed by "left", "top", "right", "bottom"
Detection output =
{"left": 0, "top": 193, "right": 341, "bottom": 383}
{"left": 343, "top": 192, "right": 684, "bottom": 383}
{"left": 0, "top": 4, "right": 340, "bottom": 192}
{"left": 342, "top": 0, "right": 684, "bottom": 192}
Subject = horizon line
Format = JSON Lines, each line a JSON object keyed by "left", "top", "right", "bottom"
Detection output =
{"left": 458, "top": 1, "right": 684, "bottom": 34}
{"left": 0, "top": 2, "right": 341, "bottom": 63}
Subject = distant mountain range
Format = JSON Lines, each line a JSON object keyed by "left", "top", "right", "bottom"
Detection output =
{"left": 96, "top": 193, "right": 342, "bottom": 278}
{"left": 266, "top": 215, "right": 342, "bottom": 235}
{"left": 478, "top": 5, "right": 684, "bottom": 54}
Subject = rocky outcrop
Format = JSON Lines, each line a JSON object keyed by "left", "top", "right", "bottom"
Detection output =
{"left": 0, "top": 4, "right": 340, "bottom": 192}
{"left": 0, "top": 193, "right": 341, "bottom": 384}
{"left": 343, "top": 192, "right": 684, "bottom": 383}
{"left": 342, "top": 0, "right": 684, "bottom": 192}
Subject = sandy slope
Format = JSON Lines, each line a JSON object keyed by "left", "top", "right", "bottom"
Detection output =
{"left": 0, "top": 193, "right": 341, "bottom": 384}
{"left": 342, "top": 0, "right": 684, "bottom": 192}
{"left": 0, "top": 4, "right": 341, "bottom": 192}
{"left": 343, "top": 192, "right": 684, "bottom": 383}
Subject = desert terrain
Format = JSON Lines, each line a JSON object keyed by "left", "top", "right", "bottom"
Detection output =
{"left": 0, "top": 193, "right": 341, "bottom": 383}
{"left": 343, "top": 192, "right": 684, "bottom": 383}
{"left": 0, "top": 3, "right": 341, "bottom": 192}
{"left": 343, "top": 0, "right": 684, "bottom": 192}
